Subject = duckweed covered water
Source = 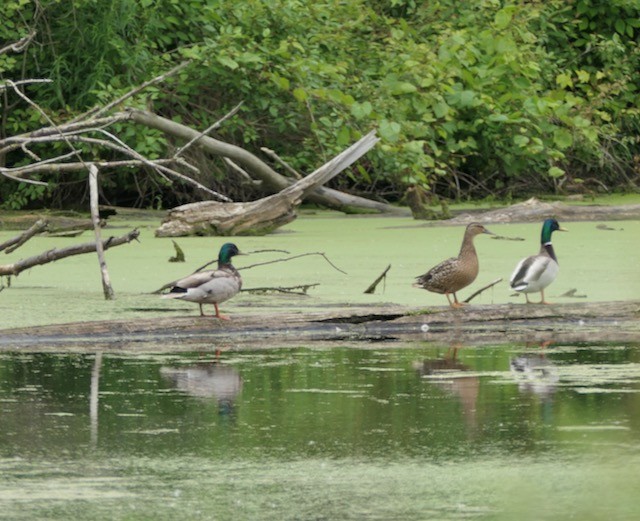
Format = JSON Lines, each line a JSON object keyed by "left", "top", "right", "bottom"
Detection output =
{"left": 1, "top": 213, "right": 639, "bottom": 328}
{"left": 1, "top": 343, "right": 640, "bottom": 520}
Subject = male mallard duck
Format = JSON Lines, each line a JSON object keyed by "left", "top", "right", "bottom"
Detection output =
{"left": 509, "top": 218, "right": 567, "bottom": 304}
{"left": 162, "top": 242, "right": 242, "bottom": 319}
{"left": 413, "top": 223, "right": 493, "bottom": 308}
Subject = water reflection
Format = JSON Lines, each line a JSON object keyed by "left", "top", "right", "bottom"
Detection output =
{"left": 160, "top": 361, "right": 243, "bottom": 415}
{"left": 414, "top": 347, "right": 479, "bottom": 431}
{"left": 509, "top": 353, "right": 559, "bottom": 400}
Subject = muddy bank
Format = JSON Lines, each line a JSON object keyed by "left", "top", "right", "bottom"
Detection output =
{"left": 1, "top": 300, "right": 638, "bottom": 351}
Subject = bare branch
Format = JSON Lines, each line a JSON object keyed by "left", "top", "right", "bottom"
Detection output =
{"left": 239, "top": 252, "right": 347, "bottom": 275}
{"left": 174, "top": 101, "right": 244, "bottom": 157}
{"left": 89, "top": 166, "right": 115, "bottom": 299}
{"left": 364, "top": 264, "right": 391, "bottom": 294}
{"left": 0, "top": 219, "right": 48, "bottom": 254}
{"left": 0, "top": 79, "right": 52, "bottom": 91}
{"left": 0, "top": 229, "right": 140, "bottom": 277}
{"left": 260, "top": 147, "right": 303, "bottom": 179}
{"left": 464, "top": 278, "right": 503, "bottom": 303}
{"left": 0, "top": 31, "right": 36, "bottom": 55}
{"left": 76, "top": 61, "right": 192, "bottom": 122}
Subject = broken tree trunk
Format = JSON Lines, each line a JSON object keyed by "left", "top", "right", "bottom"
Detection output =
{"left": 156, "top": 130, "right": 381, "bottom": 237}
{"left": 127, "top": 109, "right": 406, "bottom": 215}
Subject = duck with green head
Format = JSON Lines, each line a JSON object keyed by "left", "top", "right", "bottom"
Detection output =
{"left": 413, "top": 223, "right": 494, "bottom": 308}
{"left": 510, "top": 218, "right": 567, "bottom": 304}
{"left": 162, "top": 243, "right": 242, "bottom": 319}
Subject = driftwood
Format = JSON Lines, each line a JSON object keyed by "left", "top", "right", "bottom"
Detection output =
{"left": 155, "top": 131, "right": 381, "bottom": 237}
{"left": 444, "top": 197, "right": 640, "bottom": 224}
{"left": 129, "top": 109, "right": 406, "bottom": 215}
{"left": 0, "top": 229, "right": 140, "bottom": 277}
{"left": 0, "top": 301, "right": 637, "bottom": 351}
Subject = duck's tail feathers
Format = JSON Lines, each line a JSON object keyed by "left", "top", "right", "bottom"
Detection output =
{"left": 161, "top": 287, "right": 187, "bottom": 299}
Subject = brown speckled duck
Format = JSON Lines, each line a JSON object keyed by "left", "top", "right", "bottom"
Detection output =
{"left": 413, "top": 223, "right": 494, "bottom": 308}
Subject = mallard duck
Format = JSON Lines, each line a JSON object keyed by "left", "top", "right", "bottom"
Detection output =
{"left": 413, "top": 223, "right": 494, "bottom": 308}
{"left": 162, "top": 242, "right": 242, "bottom": 319}
{"left": 509, "top": 218, "right": 567, "bottom": 304}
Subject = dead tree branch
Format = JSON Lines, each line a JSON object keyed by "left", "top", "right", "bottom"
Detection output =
{"left": 364, "top": 264, "right": 391, "bottom": 294}
{"left": 128, "top": 108, "right": 406, "bottom": 214}
{"left": 243, "top": 284, "right": 319, "bottom": 295}
{"left": 0, "top": 219, "right": 48, "bottom": 254}
{"left": 464, "top": 278, "right": 503, "bottom": 303}
{"left": 0, "top": 229, "right": 140, "bottom": 277}
{"left": 89, "top": 166, "right": 115, "bottom": 299}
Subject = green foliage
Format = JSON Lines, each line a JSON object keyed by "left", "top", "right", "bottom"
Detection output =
{"left": 1, "top": 0, "right": 639, "bottom": 209}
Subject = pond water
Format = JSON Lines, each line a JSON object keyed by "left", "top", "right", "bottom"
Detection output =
{"left": 1, "top": 342, "right": 639, "bottom": 520}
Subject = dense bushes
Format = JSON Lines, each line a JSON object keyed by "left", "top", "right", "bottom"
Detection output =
{"left": 1, "top": 0, "right": 639, "bottom": 209}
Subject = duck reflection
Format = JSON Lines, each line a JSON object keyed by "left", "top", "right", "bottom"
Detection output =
{"left": 414, "top": 347, "right": 479, "bottom": 431}
{"left": 509, "top": 353, "right": 558, "bottom": 400}
{"left": 160, "top": 361, "right": 243, "bottom": 414}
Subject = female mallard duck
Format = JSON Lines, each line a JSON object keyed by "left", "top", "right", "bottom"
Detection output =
{"left": 162, "top": 242, "right": 242, "bottom": 319}
{"left": 413, "top": 223, "right": 494, "bottom": 308}
{"left": 509, "top": 218, "right": 567, "bottom": 304}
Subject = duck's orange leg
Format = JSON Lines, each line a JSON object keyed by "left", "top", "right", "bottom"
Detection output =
{"left": 214, "top": 303, "right": 230, "bottom": 320}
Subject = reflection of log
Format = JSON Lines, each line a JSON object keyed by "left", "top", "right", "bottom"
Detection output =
{"left": 156, "top": 131, "right": 380, "bottom": 237}
{"left": 0, "top": 229, "right": 140, "bottom": 276}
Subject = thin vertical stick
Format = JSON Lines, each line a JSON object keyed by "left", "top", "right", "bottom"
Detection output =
{"left": 89, "top": 165, "right": 115, "bottom": 299}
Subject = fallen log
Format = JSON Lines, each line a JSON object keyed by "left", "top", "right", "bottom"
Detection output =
{"left": 0, "top": 301, "right": 637, "bottom": 351}
{"left": 443, "top": 197, "right": 640, "bottom": 224}
{"left": 0, "top": 229, "right": 140, "bottom": 277}
{"left": 128, "top": 109, "right": 407, "bottom": 215}
{"left": 156, "top": 131, "right": 381, "bottom": 236}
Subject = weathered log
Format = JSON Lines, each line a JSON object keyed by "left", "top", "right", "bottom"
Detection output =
{"left": 0, "top": 229, "right": 140, "bottom": 276}
{"left": 0, "top": 301, "right": 637, "bottom": 351}
{"left": 444, "top": 197, "right": 640, "bottom": 224}
{"left": 155, "top": 131, "right": 381, "bottom": 237}
{"left": 128, "top": 109, "right": 407, "bottom": 215}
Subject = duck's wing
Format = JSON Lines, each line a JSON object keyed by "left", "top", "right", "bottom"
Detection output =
{"left": 510, "top": 255, "right": 551, "bottom": 289}
{"left": 414, "top": 257, "right": 459, "bottom": 291}
{"left": 172, "top": 269, "right": 221, "bottom": 290}
{"left": 193, "top": 271, "right": 241, "bottom": 301}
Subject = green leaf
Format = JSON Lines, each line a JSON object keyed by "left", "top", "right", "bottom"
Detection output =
{"left": 336, "top": 126, "right": 351, "bottom": 146}
{"left": 494, "top": 7, "right": 515, "bottom": 30}
{"left": 553, "top": 128, "right": 573, "bottom": 149}
{"left": 433, "top": 101, "right": 449, "bottom": 118}
{"left": 218, "top": 56, "right": 239, "bottom": 70}
{"left": 548, "top": 166, "right": 565, "bottom": 178}
{"left": 351, "top": 101, "right": 373, "bottom": 119}
{"left": 388, "top": 81, "right": 418, "bottom": 95}
{"left": 292, "top": 88, "right": 307, "bottom": 102}
{"left": 556, "top": 73, "right": 573, "bottom": 89}
{"left": 615, "top": 19, "right": 626, "bottom": 35}
{"left": 513, "top": 135, "right": 530, "bottom": 147}
{"left": 379, "top": 120, "right": 402, "bottom": 142}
